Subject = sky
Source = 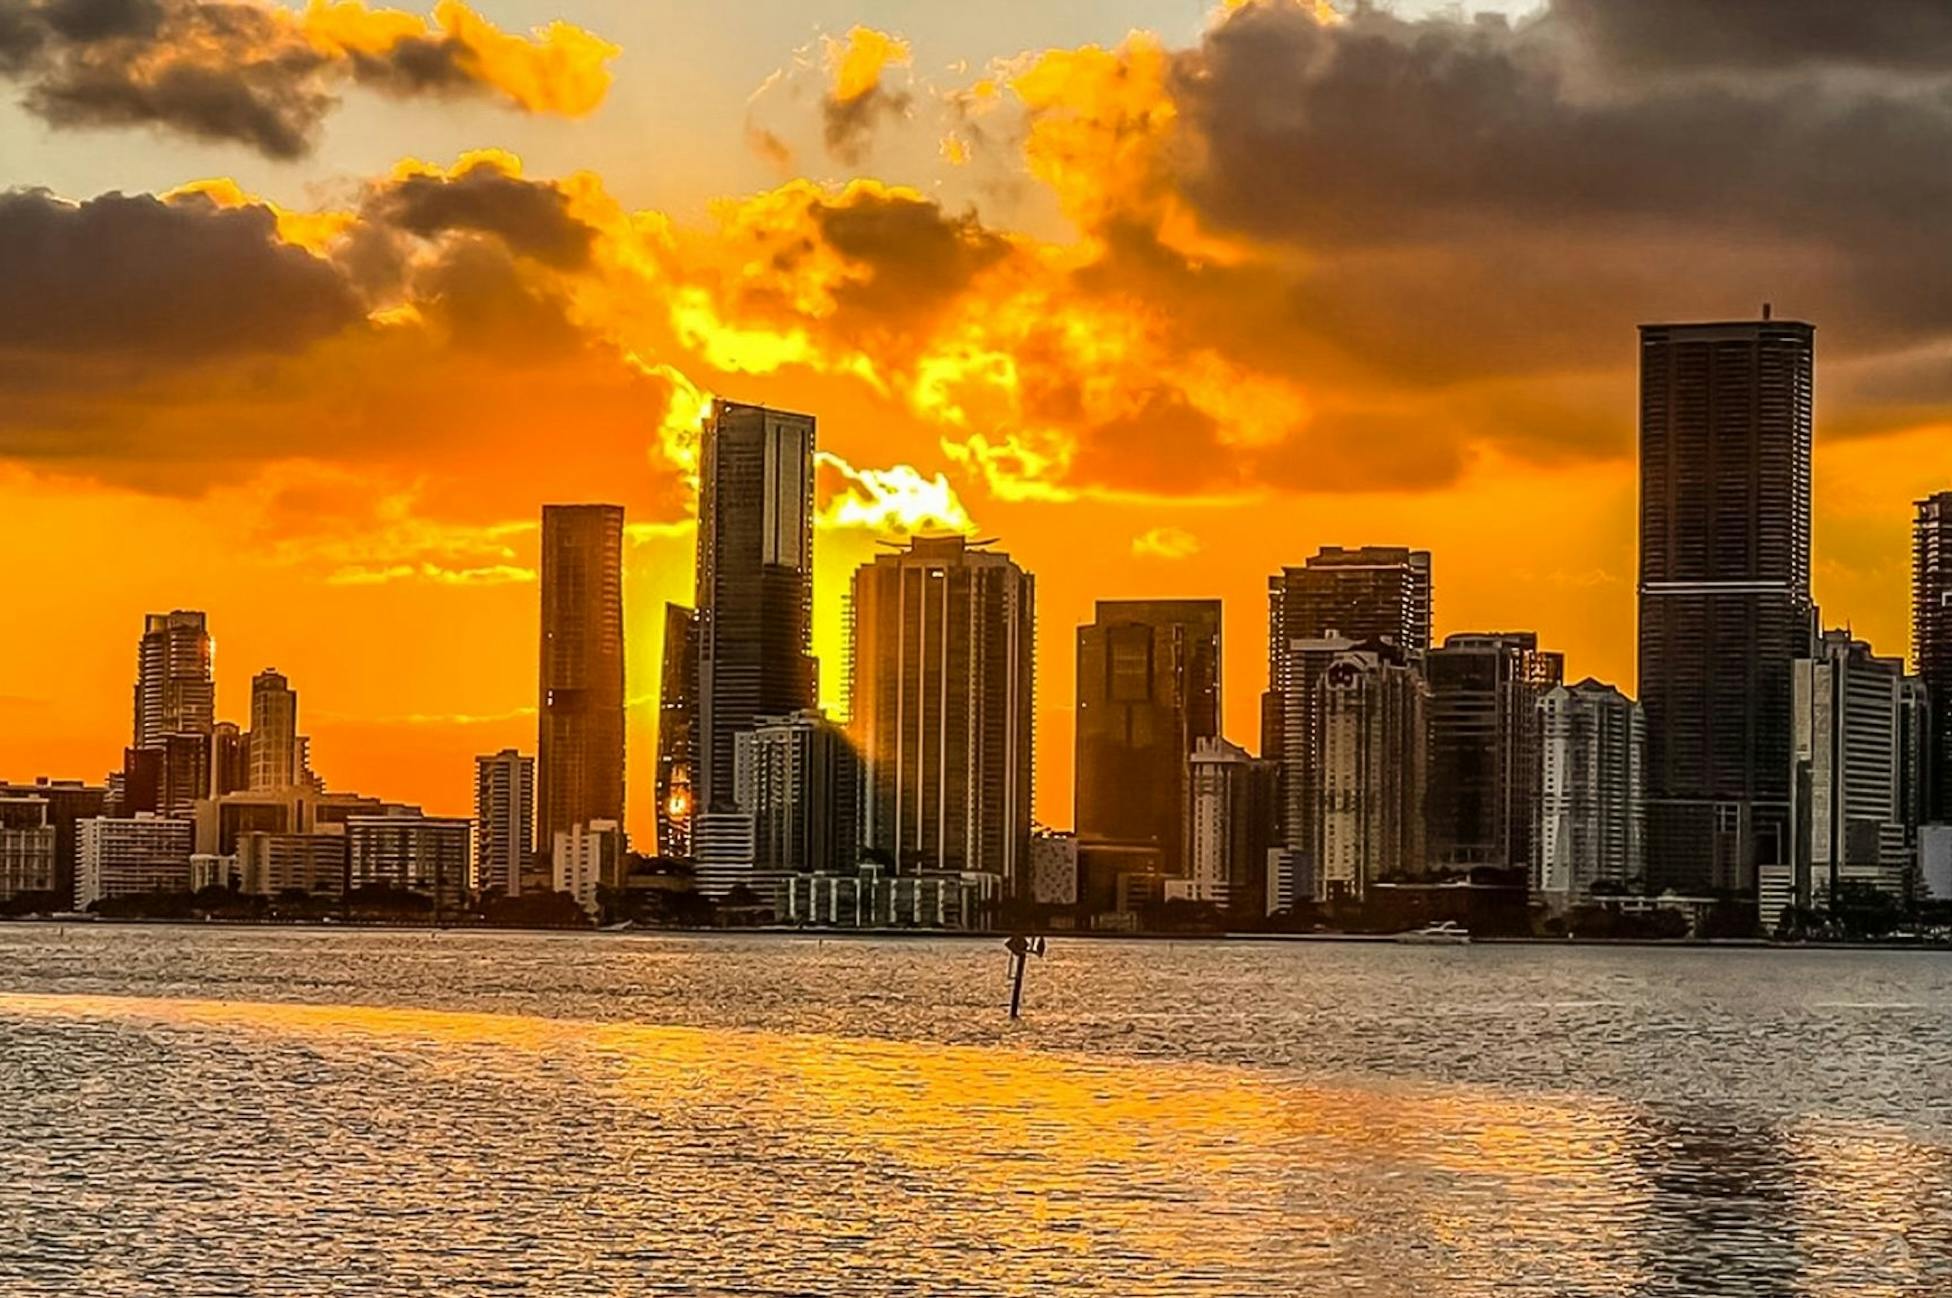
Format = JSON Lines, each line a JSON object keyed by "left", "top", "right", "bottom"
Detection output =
{"left": 1, "top": 0, "right": 1949, "bottom": 841}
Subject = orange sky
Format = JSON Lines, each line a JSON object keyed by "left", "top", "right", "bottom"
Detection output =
{"left": 2, "top": 1, "right": 1948, "bottom": 841}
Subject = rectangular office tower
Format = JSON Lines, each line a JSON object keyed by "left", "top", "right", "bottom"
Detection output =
{"left": 849, "top": 536, "right": 1034, "bottom": 893}
{"left": 694, "top": 400, "right": 816, "bottom": 816}
{"left": 1918, "top": 491, "right": 1952, "bottom": 823}
{"left": 1075, "top": 600, "right": 1221, "bottom": 878}
{"left": 134, "top": 610, "right": 214, "bottom": 749}
{"left": 1638, "top": 317, "right": 1814, "bottom": 899}
{"left": 1425, "top": 633, "right": 1563, "bottom": 872}
{"left": 655, "top": 603, "right": 699, "bottom": 858}
{"left": 537, "top": 504, "right": 626, "bottom": 855}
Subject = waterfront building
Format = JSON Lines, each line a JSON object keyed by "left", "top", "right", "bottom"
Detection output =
{"left": 237, "top": 831, "right": 349, "bottom": 897}
{"left": 1639, "top": 316, "right": 1814, "bottom": 900}
{"left": 1028, "top": 830, "right": 1078, "bottom": 908}
{"left": 1184, "top": 736, "right": 1279, "bottom": 915}
{"left": 849, "top": 535, "right": 1034, "bottom": 895}
{"left": 1313, "top": 643, "right": 1428, "bottom": 903}
{"left": 345, "top": 813, "right": 470, "bottom": 910}
{"left": 1425, "top": 633, "right": 1562, "bottom": 872}
{"left": 1774, "top": 631, "right": 1914, "bottom": 928}
{"left": 655, "top": 603, "right": 699, "bottom": 858}
{"left": 537, "top": 503, "right": 626, "bottom": 860}
{"left": 694, "top": 400, "right": 816, "bottom": 817}
{"left": 0, "top": 797, "right": 57, "bottom": 901}
{"left": 0, "top": 779, "right": 105, "bottom": 905}
{"left": 1535, "top": 679, "right": 1646, "bottom": 907}
{"left": 248, "top": 669, "right": 299, "bottom": 790}
{"left": 1075, "top": 599, "right": 1221, "bottom": 881}
{"left": 76, "top": 814, "right": 193, "bottom": 909}
{"left": 193, "top": 787, "right": 401, "bottom": 857}
{"left": 474, "top": 748, "right": 534, "bottom": 897}
{"left": 732, "top": 710, "right": 860, "bottom": 875}
{"left": 1918, "top": 490, "right": 1952, "bottom": 822}
{"left": 784, "top": 863, "right": 999, "bottom": 930}
{"left": 552, "top": 819, "right": 623, "bottom": 914}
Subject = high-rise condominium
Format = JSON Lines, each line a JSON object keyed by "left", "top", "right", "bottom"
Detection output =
{"left": 1917, "top": 491, "right": 1952, "bottom": 823}
{"left": 1184, "top": 737, "right": 1278, "bottom": 915}
{"left": 248, "top": 669, "right": 298, "bottom": 790}
{"left": 732, "top": 710, "right": 859, "bottom": 875}
{"left": 1425, "top": 632, "right": 1563, "bottom": 871}
{"left": 475, "top": 748, "right": 534, "bottom": 897}
{"left": 1075, "top": 600, "right": 1221, "bottom": 877}
{"left": 849, "top": 535, "right": 1034, "bottom": 892}
{"left": 537, "top": 504, "right": 626, "bottom": 853}
{"left": 1314, "top": 643, "right": 1428, "bottom": 902}
{"left": 694, "top": 400, "right": 816, "bottom": 816}
{"left": 1638, "top": 316, "right": 1814, "bottom": 898}
{"left": 133, "top": 610, "right": 214, "bottom": 749}
{"left": 1263, "top": 547, "right": 1431, "bottom": 865}
{"left": 655, "top": 603, "right": 699, "bottom": 858}
{"left": 1777, "top": 631, "right": 1920, "bottom": 930}
{"left": 1534, "top": 679, "right": 1645, "bottom": 906}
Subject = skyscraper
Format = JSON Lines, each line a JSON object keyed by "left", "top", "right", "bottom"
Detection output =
{"left": 1262, "top": 547, "right": 1432, "bottom": 875}
{"left": 1638, "top": 316, "right": 1814, "bottom": 899}
{"left": 849, "top": 535, "right": 1034, "bottom": 892}
{"left": 1314, "top": 643, "right": 1428, "bottom": 903}
{"left": 248, "top": 668, "right": 298, "bottom": 791}
{"left": 1917, "top": 490, "right": 1952, "bottom": 823}
{"left": 1779, "top": 631, "right": 1913, "bottom": 927}
{"left": 1184, "top": 736, "right": 1278, "bottom": 916}
{"left": 694, "top": 400, "right": 816, "bottom": 817}
{"left": 133, "top": 610, "right": 214, "bottom": 749}
{"left": 1075, "top": 599, "right": 1221, "bottom": 878}
{"left": 1425, "top": 632, "right": 1563, "bottom": 872}
{"left": 474, "top": 748, "right": 534, "bottom": 897}
{"left": 655, "top": 603, "right": 699, "bottom": 858}
{"left": 537, "top": 504, "right": 626, "bottom": 857}
{"left": 1535, "top": 679, "right": 1645, "bottom": 906}
{"left": 732, "top": 710, "right": 860, "bottom": 875}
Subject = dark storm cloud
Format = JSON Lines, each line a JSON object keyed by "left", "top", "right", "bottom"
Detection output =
{"left": 0, "top": 188, "right": 361, "bottom": 355}
{"left": 0, "top": 0, "right": 613, "bottom": 158}
{"left": 369, "top": 168, "right": 597, "bottom": 270}
{"left": 1553, "top": 0, "right": 1952, "bottom": 72}
{"left": 822, "top": 82, "right": 910, "bottom": 165}
{"left": 810, "top": 189, "right": 1009, "bottom": 320}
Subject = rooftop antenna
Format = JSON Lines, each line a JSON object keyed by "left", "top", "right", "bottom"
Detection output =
{"left": 1762, "top": 302, "right": 1773, "bottom": 321}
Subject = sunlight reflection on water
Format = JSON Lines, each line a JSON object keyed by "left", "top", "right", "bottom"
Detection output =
{"left": 2, "top": 928, "right": 1951, "bottom": 1296}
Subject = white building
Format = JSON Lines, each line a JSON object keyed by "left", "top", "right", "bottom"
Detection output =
{"left": 553, "top": 819, "right": 623, "bottom": 914}
{"left": 1314, "top": 646, "right": 1427, "bottom": 903}
{"left": 1184, "top": 737, "right": 1278, "bottom": 913}
{"left": 474, "top": 749, "right": 534, "bottom": 897}
{"left": 346, "top": 814, "right": 470, "bottom": 909}
{"left": 1774, "top": 632, "right": 1914, "bottom": 930}
{"left": 238, "top": 831, "right": 349, "bottom": 897}
{"left": 1535, "top": 679, "right": 1645, "bottom": 908}
{"left": 77, "top": 814, "right": 193, "bottom": 909}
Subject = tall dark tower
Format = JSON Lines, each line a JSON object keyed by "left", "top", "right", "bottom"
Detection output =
{"left": 1638, "top": 316, "right": 1814, "bottom": 899}
{"left": 655, "top": 602, "right": 699, "bottom": 858}
{"left": 537, "top": 504, "right": 626, "bottom": 859}
{"left": 1075, "top": 600, "right": 1221, "bottom": 876}
{"left": 1917, "top": 491, "right": 1952, "bottom": 822}
{"left": 694, "top": 399, "right": 816, "bottom": 815}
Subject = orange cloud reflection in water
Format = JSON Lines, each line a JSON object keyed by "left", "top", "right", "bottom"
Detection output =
{"left": 16, "top": 989, "right": 1952, "bottom": 1295}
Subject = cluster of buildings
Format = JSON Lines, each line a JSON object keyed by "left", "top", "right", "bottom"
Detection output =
{"left": 5, "top": 316, "right": 1951, "bottom": 935}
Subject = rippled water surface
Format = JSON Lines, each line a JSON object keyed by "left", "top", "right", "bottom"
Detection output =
{"left": 3, "top": 927, "right": 1952, "bottom": 1296}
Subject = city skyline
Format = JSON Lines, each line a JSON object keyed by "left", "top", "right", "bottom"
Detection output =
{"left": 6, "top": 3, "right": 1952, "bottom": 842}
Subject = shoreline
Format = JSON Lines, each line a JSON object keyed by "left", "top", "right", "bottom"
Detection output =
{"left": 5, "top": 915, "right": 1950, "bottom": 954}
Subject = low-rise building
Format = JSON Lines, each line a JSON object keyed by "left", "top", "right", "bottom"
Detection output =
{"left": 77, "top": 814, "right": 193, "bottom": 909}
{"left": 0, "top": 796, "right": 57, "bottom": 901}
{"left": 553, "top": 820, "right": 624, "bottom": 914}
{"left": 346, "top": 814, "right": 470, "bottom": 910}
{"left": 238, "top": 831, "right": 349, "bottom": 898}
{"left": 785, "top": 864, "right": 998, "bottom": 930}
